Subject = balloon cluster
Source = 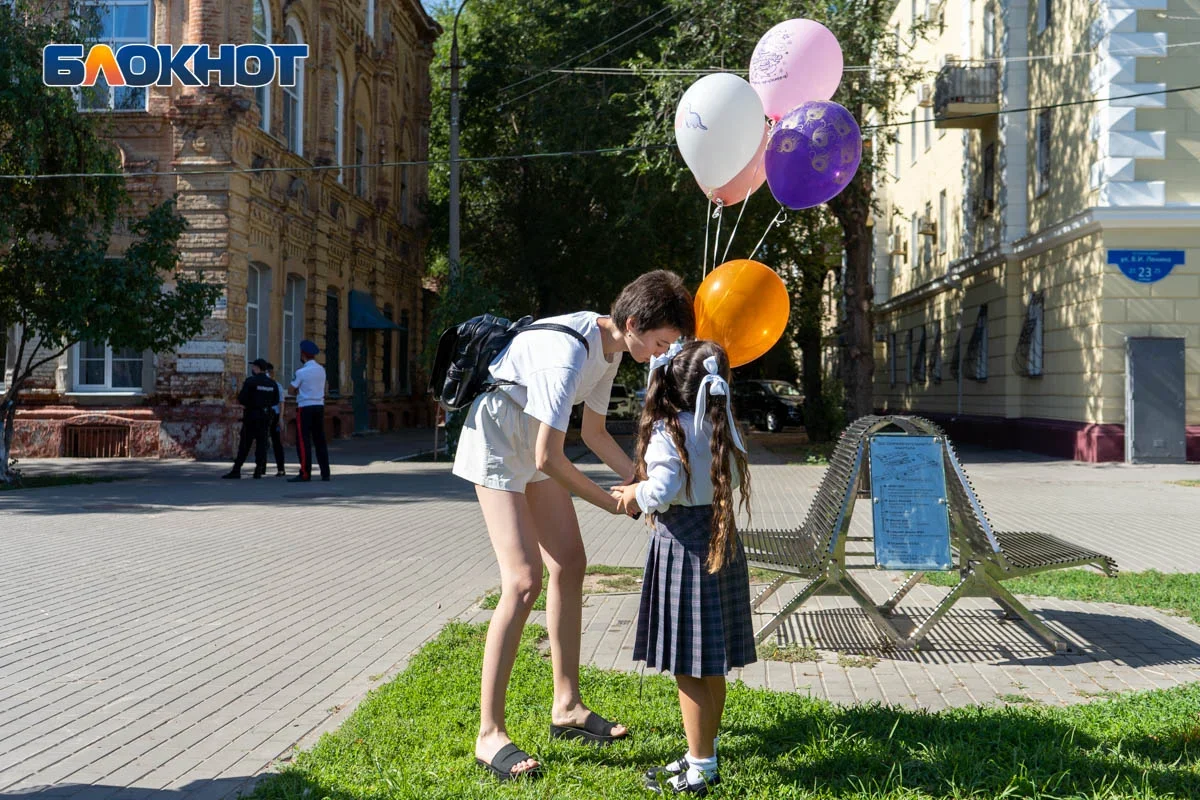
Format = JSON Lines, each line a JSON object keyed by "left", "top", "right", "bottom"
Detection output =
{"left": 675, "top": 20, "right": 862, "bottom": 369}
{"left": 674, "top": 19, "right": 862, "bottom": 211}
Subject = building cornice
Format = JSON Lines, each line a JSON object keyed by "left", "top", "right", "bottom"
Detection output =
{"left": 877, "top": 205, "right": 1200, "bottom": 313}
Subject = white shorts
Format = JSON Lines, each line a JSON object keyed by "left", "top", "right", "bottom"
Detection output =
{"left": 452, "top": 390, "right": 552, "bottom": 493}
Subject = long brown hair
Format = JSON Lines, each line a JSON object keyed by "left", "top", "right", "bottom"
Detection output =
{"left": 634, "top": 340, "right": 752, "bottom": 573}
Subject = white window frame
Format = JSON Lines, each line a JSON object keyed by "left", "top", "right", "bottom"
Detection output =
{"left": 252, "top": 0, "right": 271, "bottom": 133}
{"left": 283, "top": 20, "right": 305, "bottom": 156}
{"left": 77, "top": 0, "right": 153, "bottom": 112}
{"left": 282, "top": 275, "right": 305, "bottom": 383}
{"left": 911, "top": 214, "right": 919, "bottom": 268}
{"left": 923, "top": 107, "right": 932, "bottom": 152}
{"left": 246, "top": 264, "right": 271, "bottom": 370}
{"left": 910, "top": 109, "right": 918, "bottom": 164}
{"left": 984, "top": 6, "right": 996, "bottom": 59}
{"left": 893, "top": 132, "right": 902, "bottom": 179}
{"left": 938, "top": 190, "right": 948, "bottom": 253}
{"left": 72, "top": 341, "right": 144, "bottom": 393}
{"left": 334, "top": 64, "right": 346, "bottom": 184}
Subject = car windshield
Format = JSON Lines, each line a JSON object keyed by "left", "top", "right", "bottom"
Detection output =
{"left": 610, "top": 386, "right": 628, "bottom": 398}
{"left": 766, "top": 382, "right": 801, "bottom": 397}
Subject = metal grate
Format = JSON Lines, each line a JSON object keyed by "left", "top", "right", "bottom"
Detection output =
{"left": 64, "top": 426, "right": 130, "bottom": 458}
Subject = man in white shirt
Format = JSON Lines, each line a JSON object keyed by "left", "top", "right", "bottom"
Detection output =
{"left": 288, "top": 339, "right": 330, "bottom": 482}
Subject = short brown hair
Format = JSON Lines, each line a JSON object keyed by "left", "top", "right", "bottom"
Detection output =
{"left": 610, "top": 270, "right": 695, "bottom": 336}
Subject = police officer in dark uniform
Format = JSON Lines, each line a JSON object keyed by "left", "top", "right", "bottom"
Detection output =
{"left": 222, "top": 358, "right": 280, "bottom": 479}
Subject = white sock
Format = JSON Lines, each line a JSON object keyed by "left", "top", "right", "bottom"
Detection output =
{"left": 685, "top": 752, "right": 718, "bottom": 782}
{"left": 663, "top": 742, "right": 719, "bottom": 776}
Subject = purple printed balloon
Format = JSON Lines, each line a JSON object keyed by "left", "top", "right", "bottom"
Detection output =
{"left": 764, "top": 101, "right": 862, "bottom": 210}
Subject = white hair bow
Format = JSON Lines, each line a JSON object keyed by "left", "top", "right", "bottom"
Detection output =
{"left": 694, "top": 355, "right": 747, "bottom": 453}
{"left": 648, "top": 339, "right": 684, "bottom": 372}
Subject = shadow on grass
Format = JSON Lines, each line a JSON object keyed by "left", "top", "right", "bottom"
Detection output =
{"left": 242, "top": 623, "right": 1200, "bottom": 800}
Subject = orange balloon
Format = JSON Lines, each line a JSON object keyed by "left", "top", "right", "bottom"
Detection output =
{"left": 694, "top": 259, "right": 790, "bottom": 368}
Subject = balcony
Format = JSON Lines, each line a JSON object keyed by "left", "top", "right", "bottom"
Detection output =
{"left": 934, "top": 62, "right": 999, "bottom": 129}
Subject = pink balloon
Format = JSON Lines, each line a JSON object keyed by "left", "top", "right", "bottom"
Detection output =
{"left": 697, "top": 122, "right": 768, "bottom": 206}
{"left": 749, "top": 19, "right": 844, "bottom": 121}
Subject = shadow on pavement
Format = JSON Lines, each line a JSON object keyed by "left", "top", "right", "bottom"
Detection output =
{"left": 767, "top": 605, "right": 1200, "bottom": 668}
{"left": 0, "top": 776, "right": 256, "bottom": 800}
{"left": 0, "top": 465, "right": 480, "bottom": 516}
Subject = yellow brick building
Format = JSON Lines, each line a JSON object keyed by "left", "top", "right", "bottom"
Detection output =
{"left": 2, "top": 0, "right": 440, "bottom": 458}
{"left": 872, "top": 0, "right": 1200, "bottom": 461}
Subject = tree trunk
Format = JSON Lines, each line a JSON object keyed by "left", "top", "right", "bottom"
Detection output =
{"left": 795, "top": 267, "right": 829, "bottom": 442}
{"left": 0, "top": 392, "right": 16, "bottom": 485}
{"left": 832, "top": 196, "right": 876, "bottom": 421}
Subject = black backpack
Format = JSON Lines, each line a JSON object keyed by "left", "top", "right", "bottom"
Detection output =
{"left": 428, "top": 314, "right": 590, "bottom": 411}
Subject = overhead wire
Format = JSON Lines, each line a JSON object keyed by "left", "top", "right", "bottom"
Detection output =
{"left": 3, "top": 84, "right": 1197, "bottom": 181}
{"left": 496, "top": 4, "right": 692, "bottom": 109}
{"left": 492, "top": 5, "right": 675, "bottom": 95}
{"left": 456, "top": 37, "right": 1200, "bottom": 77}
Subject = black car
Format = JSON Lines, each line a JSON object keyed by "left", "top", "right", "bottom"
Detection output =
{"left": 732, "top": 380, "right": 804, "bottom": 433}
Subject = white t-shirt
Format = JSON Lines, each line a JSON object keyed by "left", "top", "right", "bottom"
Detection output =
{"left": 291, "top": 360, "right": 327, "bottom": 408}
{"left": 635, "top": 413, "right": 741, "bottom": 514}
{"left": 488, "top": 311, "right": 621, "bottom": 432}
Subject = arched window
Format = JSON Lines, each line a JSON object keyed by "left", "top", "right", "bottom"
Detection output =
{"left": 252, "top": 0, "right": 271, "bottom": 132}
{"left": 334, "top": 64, "right": 346, "bottom": 183}
{"left": 365, "top": 0, "right": 375, "bottom": 39}
{"left": 283, "top": 20, "right": 305, "bottom": 155}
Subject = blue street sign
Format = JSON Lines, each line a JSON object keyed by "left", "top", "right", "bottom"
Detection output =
{"left": 1107, "top": 249, "right": 1186, "bottom": 284}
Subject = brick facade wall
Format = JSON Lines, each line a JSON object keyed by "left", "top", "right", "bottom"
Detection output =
{"left": 9, "top": 0, "right": 441, "bottom": 460}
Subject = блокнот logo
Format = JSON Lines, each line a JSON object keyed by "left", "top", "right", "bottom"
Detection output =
{"left": 43, "top": 44, "right": 309, "bottom": 88}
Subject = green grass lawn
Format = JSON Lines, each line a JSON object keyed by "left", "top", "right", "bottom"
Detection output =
{"left": 922, "top": 569, "right": 1200, "bottom": 625}
{"left": 246, "top": 622, "right": 1200, "bottom": 800}
{"left": 0, "top": 474, "right": 122, "bottom": 491}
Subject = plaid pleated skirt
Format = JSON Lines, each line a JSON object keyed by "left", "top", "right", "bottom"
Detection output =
{"left": 633, "top": 504, "right": 758, "bottom": 678}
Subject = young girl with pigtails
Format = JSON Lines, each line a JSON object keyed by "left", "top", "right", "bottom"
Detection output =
{"left": 611, "top": 339, "right": 755, "bottom": 796}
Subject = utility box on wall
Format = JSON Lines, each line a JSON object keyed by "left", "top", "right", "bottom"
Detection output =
{"left": 1125, "top": 337, "right": 1187, "bottom": 464}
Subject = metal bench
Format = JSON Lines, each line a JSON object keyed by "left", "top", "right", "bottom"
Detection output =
{"left": 743, "top": 415, "right": 1118, "bottom": 653}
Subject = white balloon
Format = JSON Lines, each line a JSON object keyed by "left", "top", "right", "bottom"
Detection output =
{"left": 674, "top": 73, "right": 766, "bottom": 191}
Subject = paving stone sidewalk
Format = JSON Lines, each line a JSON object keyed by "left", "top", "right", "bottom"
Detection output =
{"left": 467, "top": 572, "right": 1200, "bottom": 710}
{"left": 0, "top": 432, "right": 1197, "bottom": 799}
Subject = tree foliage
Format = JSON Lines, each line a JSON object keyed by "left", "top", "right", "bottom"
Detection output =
{"left": 425, "top": 0, "right": 704, "bottom": 321}
{"left": 0, "top": 0, "right": 222, "bottom": 481}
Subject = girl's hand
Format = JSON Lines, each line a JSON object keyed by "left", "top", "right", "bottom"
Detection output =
{"left": 609, "top": 483, "right": 641, "bottom": 517}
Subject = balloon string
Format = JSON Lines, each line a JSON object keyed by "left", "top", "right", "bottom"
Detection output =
{"left": 702, "top": 197, "right": 712, "bottom": 276}
{"left": 711, "top": 203, "right": 723, "bottom": 273}
{"left": 748, "top": 206, "right": 787, "bottom": 262}
{"left": 721, "top": 176, "right": 757, "bottom": 264}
